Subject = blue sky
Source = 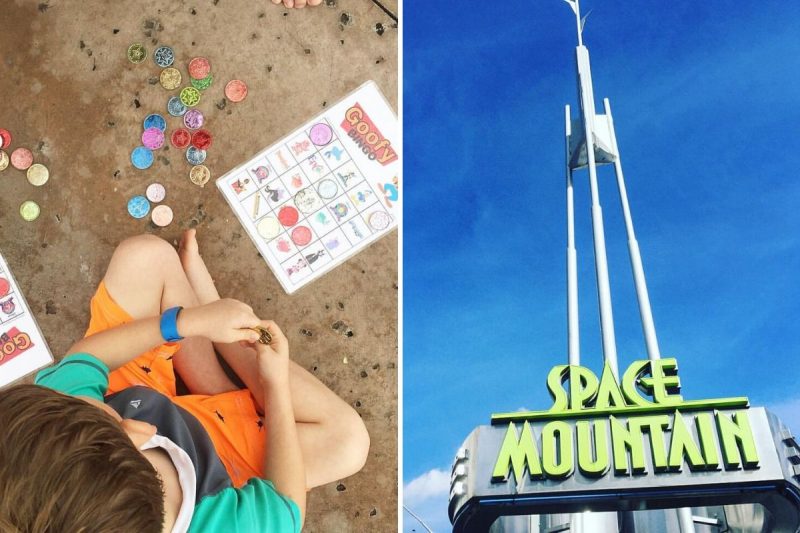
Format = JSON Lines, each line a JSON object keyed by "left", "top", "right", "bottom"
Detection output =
{"left": 403, "top": 1, "right": 800, "bottom": 531}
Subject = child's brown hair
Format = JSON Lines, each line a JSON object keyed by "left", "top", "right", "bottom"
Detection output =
{"left": 0, "top": 384, "right": 165, "bottom": 532}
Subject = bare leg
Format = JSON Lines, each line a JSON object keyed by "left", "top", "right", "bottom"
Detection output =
{"left": 102, "top": 234, "right": 239, "bottom": 396}
{"left": 178, "top": 229, "right": 369, "bottom": 488}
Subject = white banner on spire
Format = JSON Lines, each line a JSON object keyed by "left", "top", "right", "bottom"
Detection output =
{"left": 563, "top": 0, "right": 578, "bottom": 16}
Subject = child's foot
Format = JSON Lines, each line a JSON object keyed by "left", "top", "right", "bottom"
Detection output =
{"left": 272, "top": 0, "right": 322, "bottom": 8}
{"left": 178, "top": 229, "right": 221, "bottom": 305}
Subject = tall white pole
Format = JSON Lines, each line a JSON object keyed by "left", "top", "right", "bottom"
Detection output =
{"left": 677, "top": 508, "right": 697, "bottom": 533}
{"left": 572, "top": 7, "right": 617, "bottom": 531}
{"left": 576, "top": 47, "right": 619, "bottom": 378}
{"left": 604, "top": 98, "right": 696, "bottom": 533}
{"left": 566, "top": 105, "right": 580, "bottom": 366}
{"left": 603, "top": 98, "right": 661, "bottom": 361}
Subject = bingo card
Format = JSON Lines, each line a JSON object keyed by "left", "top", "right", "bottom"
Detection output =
{"left": 0, "top": 251, "right": 54, "bottom": 388}
{"left": 217, "top": 81, "right": 399, "bottom": 293}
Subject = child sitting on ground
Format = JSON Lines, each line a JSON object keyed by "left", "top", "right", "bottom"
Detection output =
{"left": 0, "top": 230, "right": 369, "bottom": 532}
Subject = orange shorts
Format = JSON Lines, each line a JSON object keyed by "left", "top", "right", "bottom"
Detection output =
{"left": 87, "top": 282, "right": 265, "bottom": 487}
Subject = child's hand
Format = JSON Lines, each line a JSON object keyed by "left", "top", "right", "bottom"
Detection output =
{"left": 253, "top": 320, "right": 290, "bottom": 385}
{"left": 179, "top": 299, "right": 262, "bottom": 343}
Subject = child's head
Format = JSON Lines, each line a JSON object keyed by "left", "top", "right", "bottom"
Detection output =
{"left": 0, "top": 384, "right": 165, "bottom": 533}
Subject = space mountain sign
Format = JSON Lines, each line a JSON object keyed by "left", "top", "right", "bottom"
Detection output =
{"left": 448, "top": 358, "right": 800, "bottom": 532}
{"left": 491, "top": 358, "right": 756, "bottom": 481}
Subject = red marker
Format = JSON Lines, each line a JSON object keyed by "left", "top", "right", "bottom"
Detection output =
{"left": 191, "top": 129, "right": 212, "bottom": 150}
{"left": 171, "top": 128, "right": 191, "bottom": 149}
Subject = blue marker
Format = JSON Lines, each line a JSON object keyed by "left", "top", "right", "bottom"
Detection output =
{"left": 127, "top": 195, "right": 151, "bottom": 219}
{"left": 143, "top": 113, "right": 167, "bottom": 131}
{"left": 131, "top": 146, "right": 154, "bottom": 170}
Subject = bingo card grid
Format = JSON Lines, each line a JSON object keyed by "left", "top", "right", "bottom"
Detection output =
{"left": 217, "top": 86, "right": 397, "bottom": 293}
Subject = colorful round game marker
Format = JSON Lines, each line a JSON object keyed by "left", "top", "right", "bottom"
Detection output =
{"left": 10, "top": 148, "right": 33, "bottom": 170}
{"left": 180, "top": 87, "right": 201, "bottom": 107}
{"left": 153, "top": 46, "right": 175, "bottom": 68}
{"left": 186, "top": 146, "right": 206, "bottom": 165}
{"left": 160, "top": 67, "right": 182, "bottom": 90}
{"left": 167, "top": 96, "right": 187, "bottom": 117}
{"left": 183, "top": 109, "right": 204, "bottom": 130}
{"left": 131, "top": 146, "right": 154, "bottom": 169}
{"left": 127, "top": 43, "right": 147, "bottom": 64}
{"left": 142, "top": 128, "right": 165, "bottom": 150}
{"left": 189, "top": 165, "right": 210, "bottom": 186}
{"left": 191, "top": 74, "right": 213, "bottom": 91}
{"left": 143, "top": 113, "right": 167, "bottom": 132}
{"left": 20, "top": 200, "right": 40, "bottom": 221}
{"left": 151, "top": 205, "right": 174, "bottom": 227}
{"left": 0, "top": 150, "right": 9, "bottom": 172}
{"left": 171, "top": 128, "right": 191, "bottom": 149}
{"left": 309, "top": 123, "right": 333, "bottom": 146}
{"left": 188, "top": 57, "right": 211, "bottom": 80}
{"left": 127, "top": 195, "right": 151, "bottom": 219}
{"left": 146, "top": 182, "right": 166, "bottom": 203}
{"left": 225, "top": 80, "right": 248, "bottom": 103}
{"left": 191, "top": 129, "right": 212, "bottom": 150}
{"left": 26, "top": 163, "right": 49, "bottom": 186}
{"left": 0, "top": 128, "right": 11, "bottom": 149}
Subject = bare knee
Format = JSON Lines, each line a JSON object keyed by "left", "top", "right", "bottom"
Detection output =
{"left": 334, "top": 406, "right": 370, "bottom": 477}
{"left": 113, "top": 234, "right": 178, "bottom": 270}
{"left": 117, "top": 234, "right": 175, "bottom": 259}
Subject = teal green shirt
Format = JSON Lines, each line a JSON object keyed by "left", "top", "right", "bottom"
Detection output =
{"left": 35, "top": 354, "right": 302, "bottom": 533}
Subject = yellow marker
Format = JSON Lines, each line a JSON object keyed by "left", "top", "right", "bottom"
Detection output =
{"left": 20, "top": 201, "right": 40, "bottom": 222}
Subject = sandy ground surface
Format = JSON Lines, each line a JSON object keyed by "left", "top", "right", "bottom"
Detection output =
{"left": 0, "top": 0, "right": 397, "bottom": 530}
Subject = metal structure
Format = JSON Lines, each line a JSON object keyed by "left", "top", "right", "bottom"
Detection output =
{"left": 563, "top": 0, "right": 674, "bottom": 529}
{"left": 447, "top": 1, "right": 800, "bottom": 532}
{"left": 449, "top": 408, "right": 800, "bottom": 531}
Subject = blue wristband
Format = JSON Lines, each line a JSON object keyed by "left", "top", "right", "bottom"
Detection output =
{"left": 160, "top": 306, "right": 184, "bottom": 342}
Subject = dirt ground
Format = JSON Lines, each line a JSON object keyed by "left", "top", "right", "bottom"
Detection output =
{"left": 0, "top": 0, "right": 397, "bottom": 530}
